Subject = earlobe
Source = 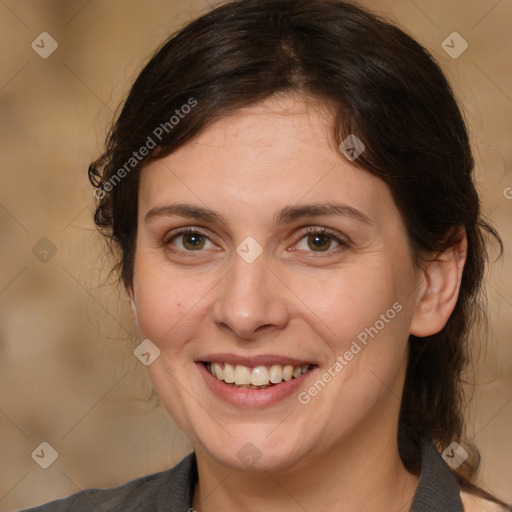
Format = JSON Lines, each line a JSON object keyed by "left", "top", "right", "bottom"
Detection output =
{"left": 410, "top": 229, "right": 467, "bottom": 337}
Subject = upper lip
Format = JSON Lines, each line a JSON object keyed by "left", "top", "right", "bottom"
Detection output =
{"left": 197, "top": 353, "right": 315, "bottom": 367}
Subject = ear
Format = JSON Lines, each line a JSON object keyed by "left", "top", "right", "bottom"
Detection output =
{"left": 125, "top": 281, "right": 139, "bottom": 329}
{"left": 410, "top": 228, "right": 467, "bottom": 337}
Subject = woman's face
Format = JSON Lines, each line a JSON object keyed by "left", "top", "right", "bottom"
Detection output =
{"left": 129, "top": 94, "right": 425, "bottom": 471}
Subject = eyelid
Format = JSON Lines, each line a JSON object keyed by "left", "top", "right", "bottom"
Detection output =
{"left": 164, "top": 226, "right": 208, "bottom": 238}
{"left": 163, "top": 226, "right": 216, "bottom": 248}
{"left": 162, "top": 225, "right": 350, "bottom": 254}
{"left": 295, "top": 226, "right": 351, "bottom": 248}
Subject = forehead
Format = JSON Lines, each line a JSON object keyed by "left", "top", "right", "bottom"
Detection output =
{"left": 138, "top": 95, "right": 395, "bottom": 228}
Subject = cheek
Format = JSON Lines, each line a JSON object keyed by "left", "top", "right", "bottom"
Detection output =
{"left": 132, "top": 255, "right": 214, "bottom": 343}
{"left": 299, "top": 267, "right": 409, "bottom": 424}
{"left": 290, "top": 261, "right": 404, "bottom": 350}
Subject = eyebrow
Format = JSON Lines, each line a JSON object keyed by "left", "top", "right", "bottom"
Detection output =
{"left": 144, "top": 203, "right": 224, "bottom": 224}
{"left": 144, "top": 202, "right": 371, "bottom": 226}
{"left": 274, "top": 203, "right": 371, "bottom": 226}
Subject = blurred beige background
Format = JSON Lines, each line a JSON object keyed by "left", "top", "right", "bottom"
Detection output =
{"left": 0, "top": 0, "right": 510, "bottom": 510}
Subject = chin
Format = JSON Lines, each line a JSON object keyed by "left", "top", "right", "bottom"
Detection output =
{"left": 198, "top": 430, "right": 313, "bottom": 472}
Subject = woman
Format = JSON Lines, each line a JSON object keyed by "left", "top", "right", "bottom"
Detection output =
{"left": 23, "top": 0, "right": 510, "bottom": 510}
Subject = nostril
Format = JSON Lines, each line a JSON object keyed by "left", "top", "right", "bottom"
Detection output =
{"left": 255, "top": 324, "right": 274, "bottom": 332}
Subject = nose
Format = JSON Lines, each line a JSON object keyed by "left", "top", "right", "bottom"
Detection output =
{"left": 212, "top": 255, "right": 290, "bottom": 340}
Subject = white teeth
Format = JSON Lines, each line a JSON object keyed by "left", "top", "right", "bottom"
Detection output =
{"left": 269, "top": 364, "right": 283, "bottom": 384}
{"left": 282, "top": 365, "right": 293, "bottom": 381}
{"left": 234, "top": 365, "right": 251, "bottom": 385}
{"left": 250, "top": 366, "right": 269, "bottom": 386}
{"left": 207, "top": 362, "right": 311, "bottom": 387}
{"left": 213, "top": 362, "right": 223, "bottom": 380}
{"left": 223, "top": 363, "right": 235, "bottom": 383}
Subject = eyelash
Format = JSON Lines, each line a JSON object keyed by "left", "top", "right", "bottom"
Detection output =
{"left": 163, "top": 226, "right": 350, "bottom": 254}
{"left": 299, "top": 227, "right": 350, "bottom": 252}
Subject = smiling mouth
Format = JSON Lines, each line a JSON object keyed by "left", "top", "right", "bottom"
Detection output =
{"left": 203, "top": 362, "right": 313, "bottom": 389}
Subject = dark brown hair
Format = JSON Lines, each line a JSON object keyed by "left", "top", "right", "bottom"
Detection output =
{"left": 89, "top": 0, "right": 506, "bottom": 504}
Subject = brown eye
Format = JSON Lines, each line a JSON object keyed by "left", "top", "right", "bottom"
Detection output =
{"left": 295, "top": 229, "right": 348, "bottom": 253}
{"left": 181, "top": 233, "right": 206, "bottom": 250}
{"left": 167, "top": 229, "right": 213, "bottom": 251}
{"left": 307, "top": 233, "right": 333, "bottom": 251}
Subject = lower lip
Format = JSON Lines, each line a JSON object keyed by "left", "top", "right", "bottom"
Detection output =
{"left": 197, "top": 362, "right": 316, "bottom": 407}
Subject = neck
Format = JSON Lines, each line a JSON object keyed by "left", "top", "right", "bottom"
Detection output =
{"left": 192, "top": 420, "right": 419, "bottom": 512}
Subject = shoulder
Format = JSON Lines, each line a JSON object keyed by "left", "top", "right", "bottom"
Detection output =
{"left": 413, "top": 438, "right": 511, "bottom": 512}
{"left": 19, "top": 471, "right": 170, "bottom": 512}
{"left": 19, "top": 452, "right": 196, "bottom": 512}
{"left": 460, "top": 490, "right": 511, "bottom": 512}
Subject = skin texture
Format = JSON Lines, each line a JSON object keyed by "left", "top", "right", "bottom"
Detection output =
{"left": 127, "top": 94, "right": 468, "bottom": 512}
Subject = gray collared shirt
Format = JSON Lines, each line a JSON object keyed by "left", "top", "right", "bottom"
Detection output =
{"left": 21, "top": 438, "right": 465, "bottom": 511}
